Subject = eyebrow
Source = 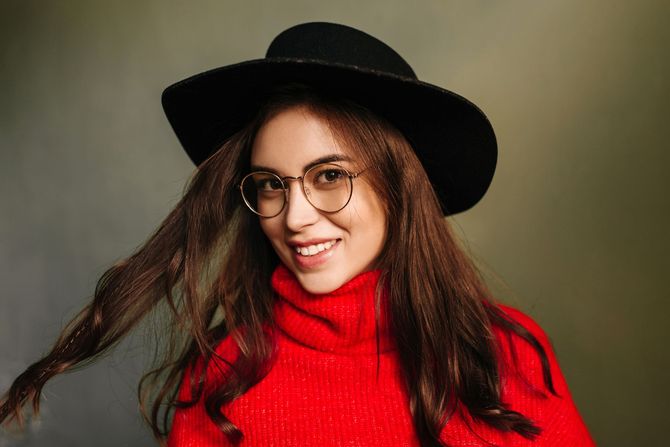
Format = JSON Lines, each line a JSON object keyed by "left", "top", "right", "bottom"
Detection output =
{"left": 250, "top": 154, "right": 353, "bottom": 175}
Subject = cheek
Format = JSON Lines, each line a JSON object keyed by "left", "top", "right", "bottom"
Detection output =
{"left": 366, "top": 205, "right": 387, "bottom": 250}
{"left": 345, "top": 188, "right": 387, "bottom": 248}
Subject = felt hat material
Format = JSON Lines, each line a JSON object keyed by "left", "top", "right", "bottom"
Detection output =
{"left": 162, "top": 22, "right": 497, "bottom": 215}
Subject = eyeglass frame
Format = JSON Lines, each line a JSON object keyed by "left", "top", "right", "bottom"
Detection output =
{"left": 238, "top": 162, "right": 368, "bottom": 218}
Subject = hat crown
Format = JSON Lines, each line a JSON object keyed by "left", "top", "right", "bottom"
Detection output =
{"left": 162, "top": 21, "right": 497, "bottom": 215}
{"left": 265, "top": 22, "right": 417, "bottom": 80}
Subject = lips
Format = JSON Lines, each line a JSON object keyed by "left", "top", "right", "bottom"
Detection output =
{"left": 293, "top": 239, "right": 338, "bottom": 256}
{"left": 289, "top": 238, "right": 341, "bottom": 269}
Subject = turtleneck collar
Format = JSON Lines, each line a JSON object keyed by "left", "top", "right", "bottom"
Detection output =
{"left": 270, "top": 263, "right": 395, "bottom": 355}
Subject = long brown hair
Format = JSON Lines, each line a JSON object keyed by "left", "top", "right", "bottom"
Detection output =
{"left": 0, "top": 83, "right": 556, "bottom": 446}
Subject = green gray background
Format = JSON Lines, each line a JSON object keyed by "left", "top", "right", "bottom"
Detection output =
{"left": 1, "top": 1, "right": 668, "bottom": 446}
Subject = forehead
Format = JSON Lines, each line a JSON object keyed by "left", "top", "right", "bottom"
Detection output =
{"left": 250, "top": 106, "right": 355, "bottom": 175}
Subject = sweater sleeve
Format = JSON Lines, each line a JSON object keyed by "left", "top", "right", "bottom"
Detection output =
{"left": 495, "top": 304, "right": 596, "bottom": 447}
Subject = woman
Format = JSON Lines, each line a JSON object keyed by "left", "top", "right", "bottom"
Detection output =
{"left": 0, "top": 22, "right": 595, "bottom": 446}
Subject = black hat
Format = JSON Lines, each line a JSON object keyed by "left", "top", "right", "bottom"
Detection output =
{"left": 162, "top": 22, "right": 497, "bottom": 215}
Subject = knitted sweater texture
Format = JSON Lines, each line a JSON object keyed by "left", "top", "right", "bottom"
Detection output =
{"left": 167, "top": 264, "right": 595, "bottom": 446}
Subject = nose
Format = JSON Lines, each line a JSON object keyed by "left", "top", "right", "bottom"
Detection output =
{"left": 283, "top": 178, "right": 319, "bottom": 231}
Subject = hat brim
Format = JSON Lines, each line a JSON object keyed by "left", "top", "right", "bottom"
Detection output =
{"left": 162, "top": 58, "right": 497, "bottom": 215}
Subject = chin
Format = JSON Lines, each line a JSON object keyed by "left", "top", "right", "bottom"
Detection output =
{"left": 293, "top": 269, "right": 350, "bottom": 295}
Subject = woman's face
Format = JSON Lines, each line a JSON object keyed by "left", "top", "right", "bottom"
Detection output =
{"left": 250, "top": 106, "right": 387, "bottom": 294}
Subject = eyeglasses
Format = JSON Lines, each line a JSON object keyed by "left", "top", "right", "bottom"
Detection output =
{"left": 239, "top": 162, "right": 367, "bottom": 218}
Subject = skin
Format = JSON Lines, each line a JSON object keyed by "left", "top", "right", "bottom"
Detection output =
{"left": 250, "top": 106, "right": 387, "bottom": 294}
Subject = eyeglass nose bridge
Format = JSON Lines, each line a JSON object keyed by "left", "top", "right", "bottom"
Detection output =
{"left": 280, "top": 175, "right": 313, "bottom": 199}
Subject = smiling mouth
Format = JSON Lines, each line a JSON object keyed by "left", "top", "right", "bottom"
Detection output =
{"left": 293, "top": 239, "right": 340, "bottom": 256}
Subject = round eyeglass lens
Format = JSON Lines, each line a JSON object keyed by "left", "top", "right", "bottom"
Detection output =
{"left": 304, "top": 163, "right": 353, "bottom": 212}
{"left": 241, "top": 172, "right": 286, "bottom": 217}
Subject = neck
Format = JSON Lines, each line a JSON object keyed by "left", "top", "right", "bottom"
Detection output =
{"left": 270, "top": 263, "right": 395, "bottom": 355}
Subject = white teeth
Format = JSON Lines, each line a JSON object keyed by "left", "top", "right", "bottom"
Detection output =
{"left": 293, "top": 239, "right": 338, "bottom": 256}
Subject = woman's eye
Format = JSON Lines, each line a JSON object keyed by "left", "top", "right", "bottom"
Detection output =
{"left": 315, "top": 169, "right": 345, "bottom": 184}
{"left": 256, "top": 178, "right": 283, "bottom": 190}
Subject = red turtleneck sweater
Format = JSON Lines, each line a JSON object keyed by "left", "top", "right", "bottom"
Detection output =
{"left": 167, "top": 264, "right": 595, "bottom": 446}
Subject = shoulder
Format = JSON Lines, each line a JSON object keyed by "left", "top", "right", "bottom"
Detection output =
{"left": 175, "top": 332, "right": 242, "bottom": 401}
{"left": 169, "top": 335, "right": 239, "bottom": 446}
{"left": 489, "top": 303, "right": 585, "bottom": 415}
{"left": 486, "top": 307, "right": 597, "bottom": 445}
{"left": 494, "top": 303, "right": 550, "bottom": 343}
{"left": 492, "top": 303, "right": 556, "bottom": 362}
{"left": 489, "top": 303, "right": 559, "bottom": 393}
